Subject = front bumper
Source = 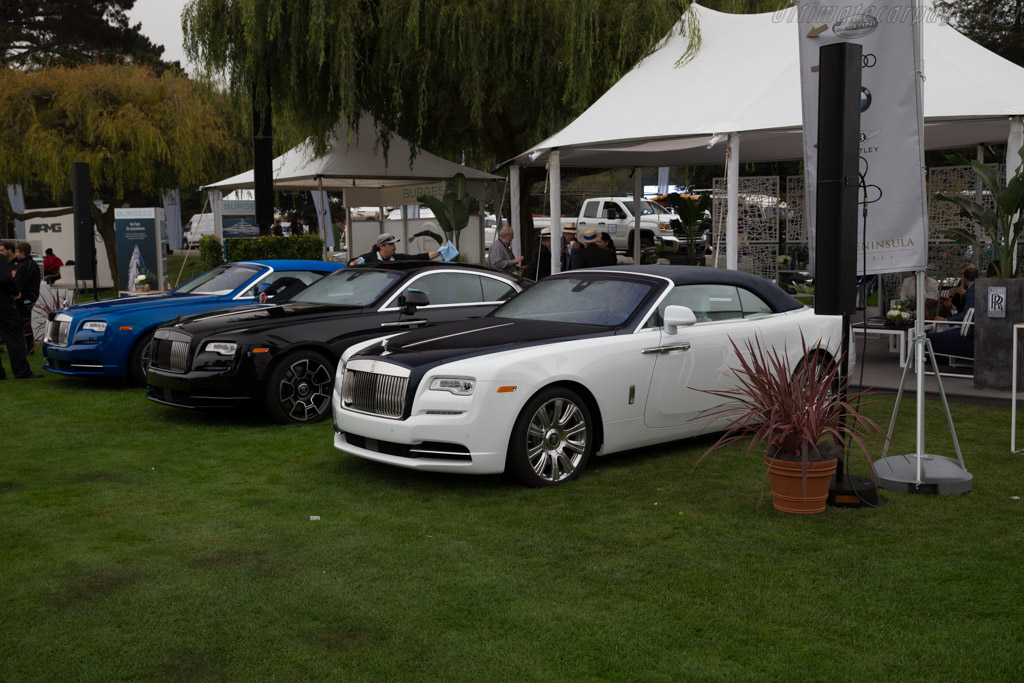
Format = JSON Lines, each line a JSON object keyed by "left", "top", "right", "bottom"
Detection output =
{"left": 146, "top": 363, "right": 262, "bottom": 410}
{"left": 43, "top": 343, "right": 127, "bottom": 379}
{"left": 331, "top": 382, "right": 516, "bottom": 475}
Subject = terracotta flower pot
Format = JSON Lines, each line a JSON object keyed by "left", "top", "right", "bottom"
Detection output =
{"left": 763, "top": 455, "right": 838, "bottom": 514}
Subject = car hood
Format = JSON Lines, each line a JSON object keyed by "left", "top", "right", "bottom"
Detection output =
{"left": 167, "top": 301, "right": 365, "bottom": 336}
{"left": 352, "top": 317, "right": 614, "bottom": 368}
{"left": 59, "top": 293, "right": 234, "bottom": 317}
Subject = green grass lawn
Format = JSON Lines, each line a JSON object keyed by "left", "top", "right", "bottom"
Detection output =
{"left": 2, "top": 352, "right": 1022, "bottom": 680}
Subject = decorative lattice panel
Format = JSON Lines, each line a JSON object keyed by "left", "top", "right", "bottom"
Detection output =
{"left": 785, "top": 176, "right": 807, "bottom": 244}
{"left": 712, "top": 176, "right": 780, "bottom": 244}
{"left": 927, "top": 242, "right": 977, "bottom": 283}
{"left": 927, "top": 164, "right": 1002, "bottom": 243}
{"left": 738, "top": 244, "right": 779, "bottom": 280}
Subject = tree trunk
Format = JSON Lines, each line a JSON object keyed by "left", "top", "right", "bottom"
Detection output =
{"left": 90, "top": 203, "right": 119, "bottom": 287}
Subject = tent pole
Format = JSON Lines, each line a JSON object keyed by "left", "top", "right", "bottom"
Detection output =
{"left": 549, "top": 150, "right": 561, "bottom": 275}
{"left": 726, "top": 133, "right": 739, "bottom": 271}
{"left": 316, "top": 177, "right": 328, "bottom": 259}
{"left": 509, "top": 163, "right": 520, "bottom": 244}
{"left": 633, "top": 169, "right": 642, "bottom": 264}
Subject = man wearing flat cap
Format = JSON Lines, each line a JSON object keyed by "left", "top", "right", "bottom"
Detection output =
{"left": 350, "top": 233, "right": 442, "bottom": 265}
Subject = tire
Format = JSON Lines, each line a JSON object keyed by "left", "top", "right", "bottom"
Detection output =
{"left": 794, "top": 351, "right": 839, "bottom": 402}
{"left": 129, "top": 330, "right": 155, "bottom": 386}
{"left": 264, "top": 350, "right": 336, "bottom": 424}
{"left": 505, "top": 387, "right": 593, "bottom": 487}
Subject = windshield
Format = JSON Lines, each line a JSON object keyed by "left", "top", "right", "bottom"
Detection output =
{"left": 492, "top": 275, "right": 656, "bottom": 326}
{"left": 175, "top": 265, "right": 262, "bottom": 296}
{"left": 622, "top": 200, "right": 670, "bottom": 216}
{"left": 290, "top": 269, "right": 403, "bottom": 306}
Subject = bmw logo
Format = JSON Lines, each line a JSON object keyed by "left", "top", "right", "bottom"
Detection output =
{"left": 860, "top": 87, "right": 872, "bottom": 112}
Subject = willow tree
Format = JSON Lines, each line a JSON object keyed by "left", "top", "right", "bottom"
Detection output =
{"left": 0, "top": 64, "right": 246, "bottom": 282}
{"left": 185, "top": 0, "right": 702, "bottom": 168}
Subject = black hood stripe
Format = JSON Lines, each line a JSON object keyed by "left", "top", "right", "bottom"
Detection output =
{"left": 403, "top": 322, "right": 515, "bottom": 348}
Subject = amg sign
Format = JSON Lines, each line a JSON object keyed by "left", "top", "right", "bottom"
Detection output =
{"left": 29, "top": 223, "right": 63, "bottom": 233}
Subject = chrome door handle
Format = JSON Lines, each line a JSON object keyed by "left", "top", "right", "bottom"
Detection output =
{"left": 641, "top": 343, "right": 691, "bottom": 355}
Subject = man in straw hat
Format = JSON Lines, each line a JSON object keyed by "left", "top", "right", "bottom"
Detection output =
{"left": 573, "top": 226, "right": 617, "bottom": 269}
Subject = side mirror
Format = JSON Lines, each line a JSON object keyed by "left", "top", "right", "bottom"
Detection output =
{"left": 663, "top": 305, "right": 697, "bottom": 334}
{"left": 398, "top": 289, "right": 429, "bottom": 315}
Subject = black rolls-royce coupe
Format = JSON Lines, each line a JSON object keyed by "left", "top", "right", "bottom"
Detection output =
{"left": 145, "top": 261, "right": 525, "bottom": 423}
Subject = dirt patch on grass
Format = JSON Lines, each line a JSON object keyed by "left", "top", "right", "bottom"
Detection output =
{"left": 318, "top": 627, "right": 375, "bottom": 651}
{"left": 161, "top": 651, "right": 219, "bottom": 681}
{"left": 0, "top": 481, "right": 26, "bottom": 496}
{"left": 65, "top": 566, "right": 139, "bottom": 602}
{"left": 193, "top": 548, "right": 280, "bottom": 573}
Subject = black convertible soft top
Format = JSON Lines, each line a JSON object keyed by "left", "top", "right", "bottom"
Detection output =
{"left": 549, "top": 265, "right": 804, "bottom": 314}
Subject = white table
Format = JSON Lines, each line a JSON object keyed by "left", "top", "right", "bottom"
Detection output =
{"left": 851, "top": 321, "right": 913, "bottom": 367}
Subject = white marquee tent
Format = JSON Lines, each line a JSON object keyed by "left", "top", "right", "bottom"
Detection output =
{"left": 509, "top": 2, "right": 1024, "bottom": 269}
{"left": 204, "top": 115, "right": 502, "bottom": 255}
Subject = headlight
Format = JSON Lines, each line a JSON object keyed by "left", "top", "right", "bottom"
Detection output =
{"left": 429, "top": 378, "right": 475, "bottom": 396}
{"left": 82, "top": 321, "right": 107, "bottom": 332}
{"left": 204, "top": 342, "right": 237, "bottom": 356}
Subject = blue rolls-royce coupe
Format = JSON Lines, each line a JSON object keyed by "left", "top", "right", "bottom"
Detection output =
{"left": 42, "top": 259, "right": 343, "bottom": 384}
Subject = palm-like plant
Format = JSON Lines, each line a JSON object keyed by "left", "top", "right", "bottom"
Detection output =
{"left": 934, "top": 144, "right": 1024, "bottom": 278}
{"left": 414, "top": 172, "right": 478, "bottom": 251}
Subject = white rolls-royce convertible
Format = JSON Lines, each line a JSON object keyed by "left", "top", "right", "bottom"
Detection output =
{"left": 331, "top": 265, "right": 842, "bottom": 487}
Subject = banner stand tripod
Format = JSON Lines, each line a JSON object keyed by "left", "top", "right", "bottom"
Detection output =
{"left": 874, "top": 272, "right": 973, "bottom": 495}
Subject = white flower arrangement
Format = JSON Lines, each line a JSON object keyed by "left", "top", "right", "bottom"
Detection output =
{"left": 135, "top": 273, "right": 149, "bottom": 285}
{"left": 886, "top": 300, "right": 914, "bottom": 324}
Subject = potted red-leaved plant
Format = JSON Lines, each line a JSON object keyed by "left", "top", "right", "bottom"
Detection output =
{"left": 694, "top": 333, "right": 888, "bottom": 514}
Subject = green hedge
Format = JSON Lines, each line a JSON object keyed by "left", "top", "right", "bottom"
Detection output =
{"left": 198, "top": 235, "right": 225, "bottom": 271}
{"left": 198, "top": 235, "right": 325, "bottom": 267}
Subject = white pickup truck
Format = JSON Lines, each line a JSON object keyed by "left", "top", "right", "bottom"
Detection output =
{"left": 535, "top": 197, "right": 681, "bottom": 254}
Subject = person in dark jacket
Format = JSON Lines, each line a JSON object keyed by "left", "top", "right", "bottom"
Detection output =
{"left": 350, "top": 233, "right": 441, "bottom": 265}
{"left": 927, "top": 265, "right": 977, "bottom": 360}
{"left": 572, "top": 227, "right": 618, "bottom": 269}
{"left": 0, "top": 241, "right": 40, "bottom": 379}
{"left": 12, "top": 242, "right": 41, "bottom": 353}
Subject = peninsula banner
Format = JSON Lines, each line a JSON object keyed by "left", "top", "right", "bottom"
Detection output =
{"left": 798, "top": 1, "right": 929, "bottom": 274}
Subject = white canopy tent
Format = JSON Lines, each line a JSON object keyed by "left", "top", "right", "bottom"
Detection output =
{"left": 204, "top": 115, "right": 502, "bottom": 258}
{"left": 510, "top": 2, "right": 1024, "bottom": 271}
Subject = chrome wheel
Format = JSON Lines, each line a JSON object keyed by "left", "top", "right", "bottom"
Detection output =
{"left": 268, "top": 352, "right": 334, "bottom": 423}
{"left": 520, "top": 394, "right": 590, "bottom": 484}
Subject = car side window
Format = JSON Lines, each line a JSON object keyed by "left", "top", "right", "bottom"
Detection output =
{"left": 480, "top": 276, "right": 518, "bottom": 302}
{"left": 397, "top": 272, "right": 486, "bottom": 306}
{"left": 647, "top": 284, "right": 744, "bottom": 327}
{"left": 582, "top": 201, "right": 600, "bottom": 219}
{"left": 738, "top": 287, "right": 773, "bottom": 318}
{"left": 703, "top": 285, "right": 743, "bottom": 321}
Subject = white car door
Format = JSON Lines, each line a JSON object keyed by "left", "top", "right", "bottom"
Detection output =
{"left": 642, "top": 284, "right": 757, "bottom": 431}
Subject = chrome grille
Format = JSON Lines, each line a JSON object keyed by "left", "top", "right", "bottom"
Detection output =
{"left": 342, "top": 359, "right": 412, "bottom": 419}
{"left": 152, "top": 328, "right": 192, "bottom": 373}
{"left": 45, "top": 314, "right": 72, "bottom": 347}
